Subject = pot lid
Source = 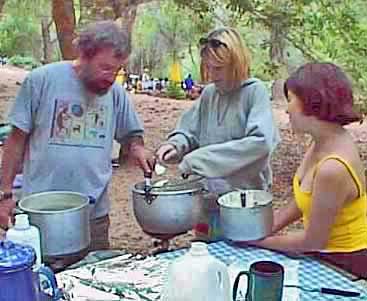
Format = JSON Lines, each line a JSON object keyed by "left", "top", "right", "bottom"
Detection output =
{"left": 0, "top": 240, "right": 35, "bottom": 272}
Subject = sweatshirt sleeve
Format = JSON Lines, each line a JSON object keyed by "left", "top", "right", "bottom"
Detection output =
{"left": 163, "top": 94, "right": 203, "bottom": 162}
{"left": 178, "top": 82, "right": 280, "bottom": 177}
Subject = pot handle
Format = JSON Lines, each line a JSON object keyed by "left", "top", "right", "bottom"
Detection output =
{"left": 38, "top": 265, "right": 63, "bottom": 300}
{"left": 88, "top": 196, "right": 96, "bottom": 205}
{"left": 144, "top": 187, "right": 157, "bottom": 205}
{"left": 13, "top": 207, "right": 24, "bottom": 215}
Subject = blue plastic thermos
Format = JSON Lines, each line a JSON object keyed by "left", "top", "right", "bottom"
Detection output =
{"left": 0, "top": 240, "right": 62, "bottom": 301}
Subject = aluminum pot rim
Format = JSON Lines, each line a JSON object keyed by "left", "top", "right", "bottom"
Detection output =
{"left": 217, "top": 190, "right": 272, "bottom": 210}
{"left": 18, "top": 191, "right": 90, "bottom": 214}
{"left": 218, "top": 202, "right": 273, "bottom": 210}
{"left": 132, "top": 183, "right": 203, "bottom": 196}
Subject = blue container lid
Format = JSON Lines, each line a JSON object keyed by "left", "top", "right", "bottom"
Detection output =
{"left": 0, "top": 240, "right": 35, "bottom": 272}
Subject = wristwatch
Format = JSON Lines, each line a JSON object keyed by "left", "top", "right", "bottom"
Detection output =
{"left": 0, "top": 191, "right": 13, "bottom": 201}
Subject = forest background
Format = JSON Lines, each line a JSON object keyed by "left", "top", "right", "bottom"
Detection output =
{"left": 0, "top": 0, "right": 366, "bottom": 105}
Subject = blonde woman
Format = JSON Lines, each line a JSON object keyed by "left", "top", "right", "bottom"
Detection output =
{"left": 156, "top": 27, "right": 280, "bottom": 241}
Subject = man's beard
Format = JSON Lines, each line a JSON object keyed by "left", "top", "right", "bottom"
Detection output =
{"left": 79, "top": 67, "right": 112, "bottom": 96}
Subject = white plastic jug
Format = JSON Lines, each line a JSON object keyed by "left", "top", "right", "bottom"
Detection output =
{"left": 6, "top": 214, "right": 42, "bottom": 268}
{"left": 161, "top": 242, "right": 231, "bottom": 301}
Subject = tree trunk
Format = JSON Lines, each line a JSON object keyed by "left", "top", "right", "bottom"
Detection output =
{"left": 79, "top": 0, "right": 154, "bottom": 54}
{"left": 269, "top": 0, "right": 287, "bottom": 70}
{"left": 188, "top": 43, "right": 197, "bottom": 69}
{"left": 41, "top": 18, "right": 54, "bottom": 64}
{"left": 0, "top": 0, "right": 5, "bottom": 16}
{"left": 52, "top": 0, "right": 77, "bottom": 60}
{"left": 115, "top": 4, "right": 139, "bottom": 54}
{"left": 51, "top": 0, "right": 154, "bottom": 63}
{"left": 269, "top": 20, "right": 286, "bottom": 65}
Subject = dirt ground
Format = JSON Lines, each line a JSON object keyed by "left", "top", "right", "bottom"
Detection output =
{"left": 1, "top": 65, "right": 367, "bottom": 255}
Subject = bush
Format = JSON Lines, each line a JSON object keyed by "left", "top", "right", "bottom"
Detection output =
{"left": 166, "top": 82, "right": 186, "bottom": 100}
{"left": 8, "top": 55, "right": 41, "bottom": 70}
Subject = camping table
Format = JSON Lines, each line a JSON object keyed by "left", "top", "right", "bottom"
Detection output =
{"left": 56, "top": 241, "right": 367, "bottom": 300}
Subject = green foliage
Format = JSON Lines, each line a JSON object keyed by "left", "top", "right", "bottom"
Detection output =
{"left": 1, "top": 0, "right": 365, "bottom": 104}
{"left": 290, "top": 1, "right": 367, "bottom": 97}
{"left": 130, "top": 0, "right": 216, "bottom": 79}
{"left": 8, "top": 55, "right": 41, "bottom": 70}
{"left": 0, "top": 0, "right": 51, "bottom": 59}
{"left": 166, "top": 82, "right": 186, "bottom": 100}
{"left": 226, "top": 0, "right": 367, "bottom": 86}
{"left": 181, "top": 52, "right": 200, "bottom": 81}
{"left": 0, "top": 14, "right": 40, "bottom": 57}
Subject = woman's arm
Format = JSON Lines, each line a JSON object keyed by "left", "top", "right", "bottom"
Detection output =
{"left": 249, "top": 159, "right": 350, "bottom": 253}
{"left": 162, "top": 93, "right": 204, "bottom": 163}
{"left": 272, "top": 193, "right": 302, "bottom": 234}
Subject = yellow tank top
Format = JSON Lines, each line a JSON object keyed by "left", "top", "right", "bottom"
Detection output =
{"left": 293, "top": 155, "right": 367, "bottom": 252}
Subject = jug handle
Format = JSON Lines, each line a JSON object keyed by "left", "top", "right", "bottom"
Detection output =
{"left": 233, "top": 271, "right": 249, "bottom": 301}
{"left": 38, "top": 265, "right": 63, "bottom": 300}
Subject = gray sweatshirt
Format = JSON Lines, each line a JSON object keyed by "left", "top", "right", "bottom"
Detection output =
{"left": 166, "top": 78, "right": 280, "bottom": 193}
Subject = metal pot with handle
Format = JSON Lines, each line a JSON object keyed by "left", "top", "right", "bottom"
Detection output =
{"left": 218, "top": 190, "right": 273, "bottom": 241}
{"left": 131, "top": 176, "right": 204, "bottom": 237}
{"left": 17, "top": 191, "right": 91, "bottom": 260}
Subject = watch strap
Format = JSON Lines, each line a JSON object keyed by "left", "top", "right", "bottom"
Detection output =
{"left": 0, "top": 191, "right": 13, "bottom": 201}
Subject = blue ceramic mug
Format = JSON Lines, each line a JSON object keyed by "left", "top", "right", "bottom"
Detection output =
{"left": 233, "top": 261, "right": 284, "bottom": 301}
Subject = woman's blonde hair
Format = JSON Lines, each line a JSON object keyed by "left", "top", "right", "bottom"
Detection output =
{"left": 200, "top": 27, "right": 251, "bottom": 87}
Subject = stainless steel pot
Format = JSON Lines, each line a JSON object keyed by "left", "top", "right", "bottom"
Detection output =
{"left": 217, "top": 190, "right": 273, "bottom": 241}
{"left": 17, "top": 191, "right": 91, "bottom": 258}
{"left": 131, "top": 180, "right": 203, "bottom": 235}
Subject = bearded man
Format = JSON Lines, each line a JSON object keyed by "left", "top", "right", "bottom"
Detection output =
{"left": 0, "top": 21, "right": 152, "bottom": 267}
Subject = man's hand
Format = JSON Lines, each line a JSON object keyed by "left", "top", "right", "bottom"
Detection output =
{"left": 0, "top": 198, "right": 16, "bottom": 229}
{"left": 127, "top": 137, "right": 154, "bottom": 173}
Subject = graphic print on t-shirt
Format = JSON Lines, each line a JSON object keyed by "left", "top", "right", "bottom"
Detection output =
{"left": 50, "top": 99, "right": 109, "bottom": 148}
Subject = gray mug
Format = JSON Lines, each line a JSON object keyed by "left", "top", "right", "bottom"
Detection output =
{"left": 233, "top": 261, "right": 284, "bottom": 301}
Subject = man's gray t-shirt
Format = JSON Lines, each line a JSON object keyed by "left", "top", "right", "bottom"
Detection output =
{"left": 8, "top": 61, "right": 144, "bottom": 219}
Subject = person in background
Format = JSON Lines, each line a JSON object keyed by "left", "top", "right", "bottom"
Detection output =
{"left": 0, "top": 21, "right": 153, "bottom": 267}
{"left": 0, "top": 56, "right": 7, "bottom": 66}
{"left": 160, "top": 78, "right": 167, "bottom": 91}
{"left": 156, "top": 27, "right": 280, "bottom": 241}
{"left": 142, "top": 68, "right": 150, "bottom": 91}
{"left": 115, "top": 67, "right": 126, "bottom": 86}
{"left": 243, "top": 62, "right": 367, "bottom": 278}
{"left": 184, "top": 73, "right": 194, "bottom": 98}
{"left": 164, "top": 77, "right": 169, "bottom": 89}
{"left": 136, "top": 75, "right": 143, "bottom": 93}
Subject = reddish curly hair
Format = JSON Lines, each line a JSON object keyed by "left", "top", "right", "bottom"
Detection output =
{"left": 284, "top": 63, "right": 362, "bottom": 125}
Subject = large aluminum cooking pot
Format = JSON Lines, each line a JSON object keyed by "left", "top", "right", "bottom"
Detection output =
{"left": 131, "top": 179, "right": 204, "bottom": 236}
{"left": 17, "top": 191, "right": 90, "bottom": 259}
{"left": 218, "top": 190, "right": 273, "bottom": 241}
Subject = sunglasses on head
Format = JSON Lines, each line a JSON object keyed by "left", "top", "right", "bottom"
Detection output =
{"left": 199, "top": 37, "right": 228, "bottom": 49}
